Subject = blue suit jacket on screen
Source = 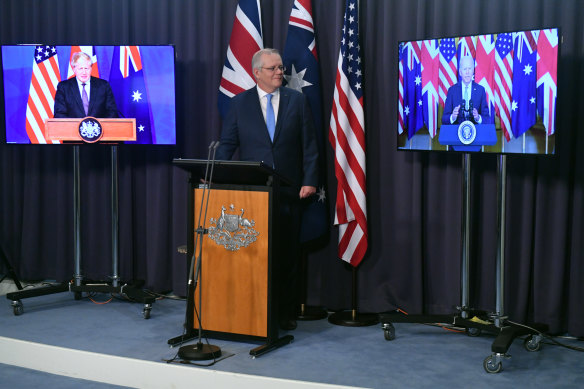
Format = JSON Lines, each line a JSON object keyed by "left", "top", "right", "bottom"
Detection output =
{"left": 216, "top": 86, "right": 318, "bottom": 188}
{"left": 441, "top": 81, "right": 489, "bottom": 125}
{"left": 53, "top": 76, "right": 118, "bottom": 118}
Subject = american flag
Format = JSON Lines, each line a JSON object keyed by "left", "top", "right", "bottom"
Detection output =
{"left": 398, "top": 42, "right": 405, "bottom": 135}
{"left": 26, "top": 45, "right": 61, "bottom": 144}
{"left": 217, "top": 0, "right": 263, "bottom": 119}
{"left": 537, "top": 28, "right": 558, "bottom": 136}
{"left": 282, "top": 0, "right": 328, "bottom": 243}
{"left": 422, "top": 39, "right": 439, "bottom": 138}
{"left": 67, "top": 46, "right": 100, "bottom": 79}
{"left": 328, "top": 0, "right": 367, "bottom": 267}
{"left": 475, "top": 35, "right": 496, "bottom": 123}
{"left": 438, "top": 38, "right": 457, "bottom": 108}
{"left": 494, "top": 33, "right": 514, "bottom": 142}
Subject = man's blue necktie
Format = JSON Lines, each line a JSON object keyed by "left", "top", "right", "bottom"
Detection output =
{"left": 266, "top": 93, "right": 275, "bottom": 141}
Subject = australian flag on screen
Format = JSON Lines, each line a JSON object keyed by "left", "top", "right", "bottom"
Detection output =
{"left": 109, "top": 46, "right": 152, "bottom": 144}
{"left": 403, "top": 43, "right": 424, "bottom": 140}
{"left": 282, "top": 0, "right": 328, "bottom": 243}
{"left": 511, "top": 31, "right": 537, "bottom": 138}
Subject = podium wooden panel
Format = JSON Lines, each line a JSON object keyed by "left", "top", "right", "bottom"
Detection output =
{"left": 193, "top": 188, "right": 270, "bottom": 337}
{"left": 44, "top": 118, "right": 136, "bottom": 142}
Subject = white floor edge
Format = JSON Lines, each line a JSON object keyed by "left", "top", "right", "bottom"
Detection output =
{"left": 0, "top": 336, "right": 363, "bottom": 389}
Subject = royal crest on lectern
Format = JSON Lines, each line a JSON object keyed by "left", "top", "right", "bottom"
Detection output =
{"left": 208, "top": 204, "right": 259, "bottom": 251}
{"left": 78, "top": 117, "right": 103, "bottom": 143}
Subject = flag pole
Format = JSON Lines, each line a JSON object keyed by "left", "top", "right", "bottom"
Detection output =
{"left": 328, "top": 266, "right": 378, "bottom": 327}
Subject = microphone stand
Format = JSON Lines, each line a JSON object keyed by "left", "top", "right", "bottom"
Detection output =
{"left": 178, "top": 141, "right": 222, "bottom": 361}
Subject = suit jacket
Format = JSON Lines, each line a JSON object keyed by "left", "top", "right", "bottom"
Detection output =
{"left": 54, "top": 76, "right": 118, "bottom": 118}
{"left": 441, "top": 81, "right": 489, "bottom": 125}
{"left": 216, "top": 86, "right": 318, "bottom": 189}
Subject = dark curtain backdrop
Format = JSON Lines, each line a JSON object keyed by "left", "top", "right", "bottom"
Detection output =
{"left": 0, "top": 0, "right": 582, "bottom": 336}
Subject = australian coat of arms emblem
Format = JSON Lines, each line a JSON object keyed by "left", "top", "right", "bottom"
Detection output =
{"left": 208, "top": 204, "right": 259, "bottom": 251}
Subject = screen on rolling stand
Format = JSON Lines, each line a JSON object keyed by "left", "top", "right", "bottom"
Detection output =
{"left": 1, "top": 45, "right": 176, "bottom": 145}
{"left": 397, "top": 28, "right": 559, "bottom": 154}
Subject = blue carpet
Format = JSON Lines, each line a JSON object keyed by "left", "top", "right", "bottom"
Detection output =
{"left": 1, "top": 290, "right": 583, "bottom": 388}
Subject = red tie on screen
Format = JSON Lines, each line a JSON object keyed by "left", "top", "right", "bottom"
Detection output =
{"left": 82, "top": 83, "right": 89, "bottom": 116}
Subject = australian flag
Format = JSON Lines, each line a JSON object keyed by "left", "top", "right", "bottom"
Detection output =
{"left": 282, "top": 0, "right": 328, "bottom": 243}
{"left": 109, "top": 46, "right": 152, "bottom": 144}
{"left": 511, "top": 31, "right": 537, "bottom": 138}
{"left": 403, "top": 41, "right": 424, "bottom": 140}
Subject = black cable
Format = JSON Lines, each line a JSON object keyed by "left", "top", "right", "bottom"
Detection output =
{"left": 507, "top": 320, "right": 584, "bottom": 352}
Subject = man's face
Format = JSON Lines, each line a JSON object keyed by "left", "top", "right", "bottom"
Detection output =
{"left": 459, "top": 58, "right": 474, "bottom": 85}
{"left": 73, "top": 57, "right": 92, "bottom": 83}
{"left": 254, "top": 53, "right": 284, "bottom": 93}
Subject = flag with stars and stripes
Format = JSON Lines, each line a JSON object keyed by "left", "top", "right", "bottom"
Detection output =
{"left": 328, "top": 0, "right": 367, "bottom": 267}
{"left": 494, "top": 33, "right": 514, "bottom": 142}
{"left": 511, "top": 30, "right": 538, "bottom": 138}
{"left": 25, "top": 45, "right": 61, "bottom": 144}
{"left": 282, "top": 0, "right": 329, "bottom": 243}
{"left": 217, "top": 0, "right": 263, "bottom": 119}
{"left": 398, "top": 42, "right": 405, "bottom": 135}
{"left": 109, "top": 46, "right": 152, "bottom": 144}
{"left": 438, "top": 38, "right": 457, "bottom": 109}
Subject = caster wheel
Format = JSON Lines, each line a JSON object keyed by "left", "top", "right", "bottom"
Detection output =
{"left": 382, "top": 323, "right": 395, "bottom": 341}
{"left": 524, "top": 335, "right": 541, "bottom": 352}
{"left": 143, "top": 304, "right": 152, "bottom": 319}
{"left": 483, "top": 355, "right": 503, "bottom": 374}
{"left": 466, "top": 327, "right": 482, "bottom": 337}
{"left": 12, "top": 301, "right": 23, "bottom": 316}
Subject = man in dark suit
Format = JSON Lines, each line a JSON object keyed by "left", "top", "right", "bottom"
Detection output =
{"left": 442, "top": 55, "right": 490, "bottom": 125}
{"left": 216, "top": 48, "right": 319, "bottom": 331}
{"left": 54, "top": 52, "right": 118, "bottom": 118}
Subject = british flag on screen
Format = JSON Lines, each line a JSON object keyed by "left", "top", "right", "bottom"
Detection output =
{"left": 537, "top": 28, "right": 558, "bottom": 136}
{"left": 438, "top": 38, "right": 457, "bottom": 109}
{"left": 217, "top": 0, "right": 263, "bottom": 118}
{"left": 494, "top": 33, "right": 514, "bottom": 142}
{"left": 328, "top": 0, "right": 367, "bottom": 267}
{"left": 475, "top": 35, "right": 496, "bottom": 123}
{"left": 422, "top": 39, "right": 439, "bottom": 138}
{"left": 25, "top": 45, "right": 61, "bottom": 144}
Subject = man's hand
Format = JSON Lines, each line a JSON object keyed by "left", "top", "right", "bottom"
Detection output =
{"left": 472, "top": 108, "right": 479, "bottom": 121}
{"left": 451, "top": 104, "right": 461, "bottom": 122}
{"left": 299, "top": 185, "right": 316, "bottom": 199}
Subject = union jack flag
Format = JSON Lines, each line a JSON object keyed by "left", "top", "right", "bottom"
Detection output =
{"left": 329, "top": 0, "right": 367, "bottom": 267}
{"left": 537, "top": 28, "right": 558, "bottom": 135}
{"left": 438, "top": 38, "right": 457, "bottom": 108}
{"left": 422, "top": 39, "right": 439, "bottom": 138}
{"left": 217, "top": 0, "right": 263, "bottom": 118}
{"left": 475, "top": 35, "right": 496, "bottom": 123}
{"left": 494, "top": 33, "right": 514, "bottom": 142}
{"left": 26, "top": 45, "right": 61, "bottom": 144}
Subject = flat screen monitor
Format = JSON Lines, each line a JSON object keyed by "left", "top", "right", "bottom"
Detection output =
{"left": 1, "top": 45, "right": 176, "bottom": 144}
{"left": 397, "top": 28, "right": 559, "bottom": 154}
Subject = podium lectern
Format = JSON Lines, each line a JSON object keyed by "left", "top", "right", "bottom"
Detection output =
{"left": 169, "top": 159, "right": 294, "bottom": 357}
{"left": 439, "top": 123, "right": 497, "bottom": 152}
{"left": 45, "top": 117, "right": 136, "bottom": 143}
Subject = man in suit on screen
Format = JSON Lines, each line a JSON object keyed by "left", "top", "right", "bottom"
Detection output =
{"left": 53, "top": 52, "right": 118, "bottom": 118}
{"left": 442, "top": 55, "right": 489, "bottom": 125}
{"left": 216, "top": 48, "right": 319, "bottom": 331}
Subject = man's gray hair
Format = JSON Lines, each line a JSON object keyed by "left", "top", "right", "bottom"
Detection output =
{"left": 251, "top": 48, "right": 281, "bottom": 71}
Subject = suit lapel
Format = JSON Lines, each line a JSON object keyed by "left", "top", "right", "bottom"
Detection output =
{"left": 273, "top": 88, "right": 289, "bottom": 143}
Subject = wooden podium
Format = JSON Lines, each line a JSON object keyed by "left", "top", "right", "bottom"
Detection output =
{"left": 169, "top": 159, "right": 294, "bottom": 357}
{"left": 45, "top": 117, "right": 136, "bottom": 143}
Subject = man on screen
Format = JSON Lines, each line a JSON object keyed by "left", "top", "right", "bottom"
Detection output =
{"left": 216, "top": 48, "right": 318, "bottom": 331}
{"left": 442, "top": 55, "right": 489, "bottom": 125}
{"left": 54, "top": 52, "right": 118, "bottom": 118}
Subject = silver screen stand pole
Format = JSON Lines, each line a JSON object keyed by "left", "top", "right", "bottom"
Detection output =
{"left": 494, "top": 154, "right": 507, "bottom": 327}
{"left": 111, "top": 145, "right": 120, "bottom": 287}
{"left": 73, "top": 145, "right": 82, "bottom": 287}
{"left": 460, "top": 153, "right": 471, "bottom": 319}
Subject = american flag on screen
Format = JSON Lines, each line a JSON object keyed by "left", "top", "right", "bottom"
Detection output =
{"left": 25, "top": 45, "right": 61, "bottom": 144}
{"left": 398, "top": 43, "right": 405, "bottom": 135}
{"left": 422, "top": 39, "right": 439, "bottom": 138}
{"left": 494, "top": 33, "right": 514, "bottom": 142}
{"left": 438, "top": 38, "right": 457, "bottom": 108}
{"left": 282, "top": 0, "right": 329, "bottom": 243}
{"left": 511, "top": 31, "right": 538, "bottom": 138}
{"left": 475, "top": 35, "right": 496, "bottom": 123}
{"left": 328, "top": 0, "right": 367, "bottom": 267}
{"left": 536, "top": 28, "right": 558, "bottom": 135}
{"left": 217, "top": 0, "right": 263, "bottom": 119}
{"left": 67, "top": 46, "right": 100, "bottom": 79}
